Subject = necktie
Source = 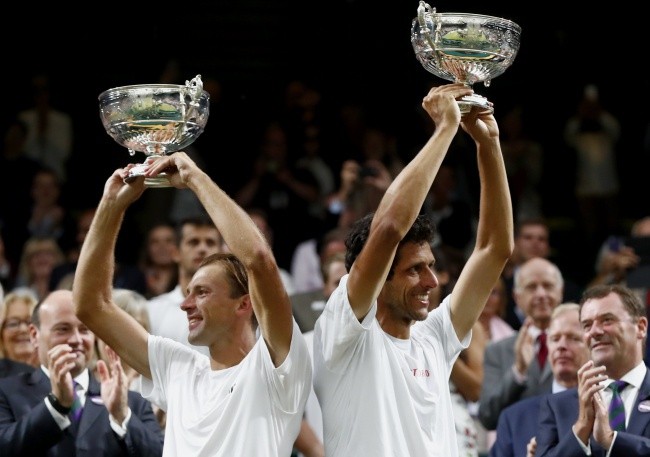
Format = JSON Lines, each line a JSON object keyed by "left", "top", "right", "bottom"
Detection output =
{"left": 608, "top": 380, "right": 628, "bottom": 432}
{"left": 69, "top": 382, "right": 84, "bottom": 424}
{"left": 537, "top": 332, "right": 548, "bottom": 368}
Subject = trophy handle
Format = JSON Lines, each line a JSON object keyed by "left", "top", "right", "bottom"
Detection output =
{"left": 184, "top": 75, "right": 204, "bottom": 106}
{"left": 180, "top": 74, "right": 204, "bottom": 123}
{"left": 417, "top": 2, "right": 443, "bottom": 69}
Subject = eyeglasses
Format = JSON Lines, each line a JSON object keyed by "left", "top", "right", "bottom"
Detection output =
{"left": 2, "top": 319, "right": 31, "bottom": 331}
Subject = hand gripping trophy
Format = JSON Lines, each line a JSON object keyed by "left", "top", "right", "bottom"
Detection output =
{"left": 98, "top": 75, "right": 210, "bottom": 187}
{"left": 411, "top": 1, "right": 521, "bottom": 114}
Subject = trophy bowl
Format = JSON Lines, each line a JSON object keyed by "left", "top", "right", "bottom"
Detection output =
{"left": 99, "top": 75, "right": 210, "bottom": 187}
{"left": 411, "top": 1, "right": 521, "bottom": 114}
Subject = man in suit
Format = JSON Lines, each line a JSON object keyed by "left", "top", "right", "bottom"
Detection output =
{"left": 536, "top": 284, "right": 650, "bottom": 456}
{"left": 0, "top": 289, "right": 164, "bottom": 456}
{"left": 478, "top": 257, "right": 564, "bottom": 431}
{"left": 490, "top": 302, "right": 589, "bottom": 457}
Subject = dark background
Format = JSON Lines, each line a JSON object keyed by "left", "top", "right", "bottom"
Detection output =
{"left": 3, "top": 0, "right": 647, "bottom": 284}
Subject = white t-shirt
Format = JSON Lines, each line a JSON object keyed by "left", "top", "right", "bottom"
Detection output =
{"left": 146, "top": 286, "right": 209, "bottom": 356}
{"left": 313, "top": 274, "right": 469, "bottom": 457}
{"left": 140, "top": 321, "right": 312, "bottom": 457}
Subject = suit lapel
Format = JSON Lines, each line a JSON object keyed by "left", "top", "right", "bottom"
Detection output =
{"left": 627, "top": 370, "right": 650, "bottom": 435}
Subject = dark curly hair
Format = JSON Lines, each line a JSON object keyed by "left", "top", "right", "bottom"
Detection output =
{"left": 345, "top": 213, "right": 436, "bottom": 280}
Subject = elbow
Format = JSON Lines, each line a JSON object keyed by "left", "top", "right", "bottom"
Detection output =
{"left": 72, "top": 290, "right": 107, "bottom": 326}
{"left": 243, "top": 243, "right": 277, "bottom": 271}
{"left": 373, "top": 216, "right": 407, "bottom": 245}
{"left": 499, "top": 235, "right": 515, "bottom": 263}
{"left": 476, "top": 234, "right": 514, "bottom": 266}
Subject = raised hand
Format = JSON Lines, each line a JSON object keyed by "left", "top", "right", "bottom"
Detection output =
{"left": 513, "top": 319, "right": 535, "bottom": 376}
{"left": 592, "top": 388, "right": 616, "bottom": 449}
{"left": 47, "top": 343, "right": 77, "bottom": 407}
{"left": 572, "top": 360, "right": 607, "bottom": 444}
{"left": 97, "top": 345, "right": 129, "bottom": 424}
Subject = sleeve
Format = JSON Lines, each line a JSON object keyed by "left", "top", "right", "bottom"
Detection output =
{"left": 535, "top": 393, "right": 584, "bottom": 457}
{"left": 262, "top": 320, "right": 313, "bottom": 413}
{"left": 0, "top": 382, "right": 68, "bottom": 456}
{"left": 314, "top": 274, "right": 376, "bottom": 373}
{"left": 609, "top": 432, "right": 650, "bottom": 456}
{"left": 140, "top": 335, "right": 198, "bottom": 411}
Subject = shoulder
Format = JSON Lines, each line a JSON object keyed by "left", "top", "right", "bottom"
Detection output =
{"left": 503, "top": 394, "right": 542, "bottom": 416}
{"left": 0, "top": 359, "right": 34, "bottom": 378}
{"left": 0, "top": 369, "right": 36, "bottom": 392}
{"left": 541, "top": 388, "right": 578, "bottom": 408}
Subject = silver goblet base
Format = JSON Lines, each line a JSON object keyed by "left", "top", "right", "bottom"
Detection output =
{"left": 458, "top": 93, "right": 493, "bottom": 115}
{"left": 125, "top": 156, "right": 171, "bottom": 188}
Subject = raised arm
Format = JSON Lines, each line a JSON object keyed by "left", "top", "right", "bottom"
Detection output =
{"left": 73, "top": 166, "right": 152, "bottom": 379}
{"left": 146, "top": 152, "right": 293, "bottom": 366}
{"left": 347, "top": 83, "right": 470, "bottom": 319}
{"left": 450, "top": 109, "right": 514, "bottom": 339}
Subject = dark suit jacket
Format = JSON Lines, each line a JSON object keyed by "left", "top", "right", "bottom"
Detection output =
{"left": 490, "top": 393, "right": 545, "bottom": 457}
{"left": 479, "top": 333, "right": 553, "bottom": 430}
{"left": 0, "top": 368, "right": 164, "bottom": 456}
{"left": 0, "top": 358, "right": 34, "bottom": 378}
{"left": 536, "top": 371, "right": 650, "bottom": 456}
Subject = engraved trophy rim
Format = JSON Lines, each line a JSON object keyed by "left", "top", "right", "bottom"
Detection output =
{"left": 98, "top": 83, "right": 208, "bottom": 100}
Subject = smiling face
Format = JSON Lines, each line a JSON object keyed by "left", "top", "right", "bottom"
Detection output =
{"left": 31, "top": 290, "right": 95, "bottom": 377}
{"left": 378, "top": 241, "right": 438, "bottom": 326}
{"left": 181, "top": 256, "right": 251, "bottom": 348}
{"left": 1, "top": 294, "right": 37, "bottom": 364}
{"left": 580, "top": 291, "right": 647, "bottom": 379}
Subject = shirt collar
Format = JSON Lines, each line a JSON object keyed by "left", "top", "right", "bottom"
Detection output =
{"left": 552, "top": 380, "right": 568, "bottom": 393}
{"left": 40, "top": 366, "right": 90, "bottom": 391}
{"left": 601, "top": 360, "right": 647, "bottom": 388}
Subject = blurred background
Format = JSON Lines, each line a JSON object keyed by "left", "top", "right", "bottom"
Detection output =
{"left": 1, "top": 0, "right": 646, "bottom": 287}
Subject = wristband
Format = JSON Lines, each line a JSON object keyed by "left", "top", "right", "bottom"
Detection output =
{"left": 47, "top": 392, "right": 72, "bottom": 415}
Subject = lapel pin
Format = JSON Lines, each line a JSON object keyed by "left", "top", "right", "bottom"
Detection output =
{"left": 90, "top": 397, "right": 105, "bottom": 405}
{"left": 637, "top": 400, "right": 650, "bottom": 412}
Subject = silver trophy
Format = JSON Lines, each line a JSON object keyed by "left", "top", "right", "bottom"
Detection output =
{"left": 411, "top": 1, "right": 521, "bottom": 114}
{"left": 98, "top": 75, "right": 210, "bottom": 187}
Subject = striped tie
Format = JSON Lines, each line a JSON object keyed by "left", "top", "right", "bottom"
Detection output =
{"left": 69, "top": 382, "right": 84, "bottom": 424}
{"left": 608, "top": 380, "right": 628, "bottom": 432}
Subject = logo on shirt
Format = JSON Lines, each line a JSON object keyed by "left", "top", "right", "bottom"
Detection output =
{"left": 411, "top": 368, "right": 430, "bottom": 377}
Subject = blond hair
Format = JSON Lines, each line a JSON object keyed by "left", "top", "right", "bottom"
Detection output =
{"left": 0, "top": 291, "right": 38, "bottom": 357}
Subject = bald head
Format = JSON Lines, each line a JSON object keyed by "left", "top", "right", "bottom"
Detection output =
{"left": 513, "top": 257, "right": 564, "bottom": 329}
{"left": 31, "top": 290, "right": 95, "bottom": 377}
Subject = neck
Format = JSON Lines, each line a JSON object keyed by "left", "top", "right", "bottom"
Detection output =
{"left": 208, "top": 327, "right": 258, "bottom": 371}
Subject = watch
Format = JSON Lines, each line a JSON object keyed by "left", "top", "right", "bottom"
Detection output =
{"left": 47, "top": 392, "right": 72, "bottom": 415}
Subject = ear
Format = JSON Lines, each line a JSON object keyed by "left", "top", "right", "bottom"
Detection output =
{"left": 638, "top": 316, "right": 648, "bottom": 340}
{"left": 29, "top": 324, "right": 38, "bottom": 347}
{"left": 237, "top": 294, "right": 253, "bottom": 315}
